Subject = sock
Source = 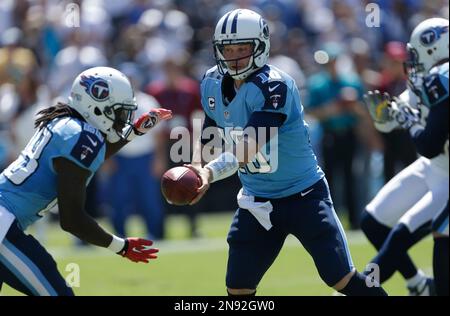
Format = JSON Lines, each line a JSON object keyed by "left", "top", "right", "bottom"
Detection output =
{"left": 370, "top": 223, "right": 430, "bottom": 283}
{"left": 361, "top": 212, "right": 419, "bottom": 280}
{"left": 227, "top": 289, "right": 256, "bottom": 296}
{"left": 406, "top": 269, "right": 427, "bottom": 289}
{"left": 360, "top": 211, "right": 391, "bottom": 249}
{"left": 339, "top": 272, "right": 388, "bottom": 296}
{"left": 433, "top": 237, "right": 449, "bottom": 296}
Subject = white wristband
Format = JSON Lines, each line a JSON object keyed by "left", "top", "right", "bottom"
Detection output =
{"left": 205, "top": 152, "right": 239, "bottom": 183}
{"left": 107, "top": 235, "right": 126, "bottom": 253}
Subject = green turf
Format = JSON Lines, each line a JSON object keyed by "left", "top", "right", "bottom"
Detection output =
{"left": 1, "top": 212, "right": 433, "bottom": 296}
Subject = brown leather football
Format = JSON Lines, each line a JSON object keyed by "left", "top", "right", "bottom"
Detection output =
{"left": 161, "top": 167, "right": 201, "bottom": 206}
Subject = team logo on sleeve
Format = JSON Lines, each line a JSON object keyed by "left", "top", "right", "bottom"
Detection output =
{"left": 70, "top": 131, "right": 103, "bottom": 168}
{"left": 423, "top": 73, "right": 448, "bottom": 105}
{"left": 263, "top": 81, "right": 287, "bottom": 110}
{"left": 80, "top": 75, "right": 110, "bottom": 102}
{"left": 270, "top": 95, "right": 282, "bottom": 108}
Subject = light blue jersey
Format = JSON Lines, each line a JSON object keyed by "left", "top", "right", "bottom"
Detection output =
{"left": 201, "top": 65, "right": 324, "bottom": 198}
{"left": 0, "top": 117, "right": 106, "bottom": 230}
{"left": 420, "top": 62, "right": 449, "bottom": 107}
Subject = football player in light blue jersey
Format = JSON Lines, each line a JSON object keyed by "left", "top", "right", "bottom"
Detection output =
{"left": 187, "top": 9, "right": 387, "bottom": 296}
{"left": 364, "top": 18, "right": 448, "bottom": 296}
{"left": 0, "top": 67, "right": 172, "bottom": 295}
{"left": 200, "top": 63, "right": 322, "bottom": 199}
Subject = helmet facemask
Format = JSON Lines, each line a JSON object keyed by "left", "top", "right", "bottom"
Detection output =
{"left": 404, "top": 44, "right": 425, "bottom": 82}
{"left": 103, "top": 101, "right": 137, "bottom": 141}
{"left": 214, "top": 39, "right": 267, "bottom": 80}
{"left": 403, "top": 43, "right": 427, "bottom": 99}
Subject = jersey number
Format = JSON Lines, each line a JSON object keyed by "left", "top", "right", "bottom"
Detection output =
{"left": 4, "top": 128, "right": 52, "bottom": 185}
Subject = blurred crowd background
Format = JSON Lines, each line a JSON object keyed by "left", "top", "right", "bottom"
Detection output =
{"left": 0, "top": 0, "right": 448, "bottom": 240}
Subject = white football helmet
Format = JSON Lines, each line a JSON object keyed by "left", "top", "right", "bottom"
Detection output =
{"left": 68, "top": 67, "right": 137, "bottom": 143}
{"left": 405, "top": 18, "right": 449, "bottom": 77}
{"left": 213, "top": 9, "right": 270, "bottom": 80}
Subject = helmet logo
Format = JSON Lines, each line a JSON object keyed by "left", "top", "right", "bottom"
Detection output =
{"left": 80, "top": 75, "right": 110, "bottom": 101}
{"left": 420, "top": 26, "right": 449, "bottom": 46}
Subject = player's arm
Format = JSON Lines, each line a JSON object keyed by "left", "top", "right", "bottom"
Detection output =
{"left": 390, "top": 72, "right": 449, "bottom": 157}
{"left": 234, "top": 111, "right": 286, "bottom": 166}
{"left": 54, "top": 157, "right": 111, "bottom": 246}
{"left": 408, "top": 72, "right": 449, "bottom": 158}
{"left": 54, "top": 157, "right": 158, "bottom": 263}
{"left": 409, "top": 98, "right": 449, "bottom": 158}
{"left": 187, "top": 111, "right": 285, "bottom": 204}
{"left": 190, "top": 115, "right": 263, "bottom": 180}
{"left": 105, "top": 108, "right": 172, "bottom": 160}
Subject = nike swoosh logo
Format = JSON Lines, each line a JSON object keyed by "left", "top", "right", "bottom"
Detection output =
{"left": 268, "top": 84, "right": 280, "bottom": 92}
{"left": 86, "top": 135, "right": 98, "bottom": 147}
{"left": 300, "top": 188, "right": 314, "bottom": 197}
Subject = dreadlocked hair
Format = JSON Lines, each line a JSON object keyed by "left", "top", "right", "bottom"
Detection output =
{"left": 34, "top": 102, "right": 85, "bottom": 130}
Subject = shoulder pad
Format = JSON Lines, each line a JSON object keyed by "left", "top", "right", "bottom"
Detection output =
{"left": 81, "top": 121, "right": 105, "bottom": 143}
{"left": 202, "top": 66, "right": 222, "bottom": 81}
{"left": 429, "top": 62, "right": 449, "bottom": 76}
{"left": 247, "top": 65, "right": 288, "bottom": 110}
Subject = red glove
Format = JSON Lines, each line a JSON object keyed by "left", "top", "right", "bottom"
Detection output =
{"left": 118, "top": 238, "right": 159, "bottom": 263}
{"left": 133, "top": 108, "right": 172, "bottom": 135}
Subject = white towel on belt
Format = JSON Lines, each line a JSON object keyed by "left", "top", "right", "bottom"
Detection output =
{"left": 0, "top": 205, "right": 15, "bottom": 244}
{"left": 237, "top": 188, "right": 273, "bottom": 231}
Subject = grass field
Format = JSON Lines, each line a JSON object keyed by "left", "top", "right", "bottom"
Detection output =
{"left": 1, "top": 212, "right": 433, "bottom": 296}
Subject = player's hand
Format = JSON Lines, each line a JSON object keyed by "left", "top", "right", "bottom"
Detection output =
{"left": 119, "top": 237, "right": 159, "bottom": 263}
{"left": 183, "top": 164, "right": 212, "bottom": 205}
{"left": 133, "top": 108, "right": 173, "bottom": 135}
{"left": 388, "top": 97, "right": 421, "bottom": 130}
{"left": 363, "top": 90, "right": 392, "bottom": 124}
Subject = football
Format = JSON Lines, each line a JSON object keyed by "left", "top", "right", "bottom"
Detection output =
{"left": 161, "top": 166, "right": 202, "bottom": 206}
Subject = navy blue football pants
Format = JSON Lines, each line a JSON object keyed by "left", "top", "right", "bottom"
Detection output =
{"left": 0, "top": 221, "right": 74, "bottom": 296}
{"left": 226, "top": 178, "right": 354, "bottom": 289}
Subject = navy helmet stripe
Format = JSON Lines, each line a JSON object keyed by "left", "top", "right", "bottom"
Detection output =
{"left": 230, "top": 10, "right": 240, "bottom": 33}
{"left": 221, "top": 12, "right": 232, "bottom": 34}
